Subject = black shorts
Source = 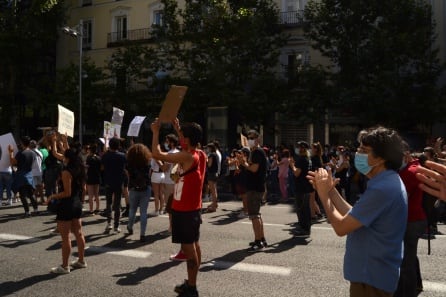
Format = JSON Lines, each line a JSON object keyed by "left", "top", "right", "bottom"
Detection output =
{"left": 171, "top": 210, "right": 202, "bottom": 244}
{"left": 56, "top": 198, "right": 83, "bottom": 221}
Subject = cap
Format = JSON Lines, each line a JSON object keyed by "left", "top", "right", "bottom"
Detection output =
{"left": 297, "top": 141, "right": 310, "bottom": 149}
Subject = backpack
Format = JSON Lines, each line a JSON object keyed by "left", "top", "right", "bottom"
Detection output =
{"left": 129, "top": 166, "right": 150, "bottom": 191}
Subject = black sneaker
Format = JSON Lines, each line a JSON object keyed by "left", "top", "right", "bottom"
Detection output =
{"left": 249, "top": 240, "right": 267, "bottom": 247}
{"left": 175, "top": 280, "right": 199, "bottom": 296}
{"left": 247, "top": 242, "right": 264, "bottom": 253}
{"left": 293, "top": 229, "right": 311, "bottom": 237}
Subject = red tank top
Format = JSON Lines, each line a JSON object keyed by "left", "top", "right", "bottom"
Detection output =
{"left": 172, "top": 149, "right": 206, "bottom": 211}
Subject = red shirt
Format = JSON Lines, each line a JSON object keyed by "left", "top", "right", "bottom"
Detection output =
{"left": 172, "top": 149, "right": 206, "bottom": 212}
{"left": 399, "top": 159, "right": 427, "bottom": 222}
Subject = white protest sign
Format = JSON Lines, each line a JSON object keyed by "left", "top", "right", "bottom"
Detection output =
{"left": 127, "top": 116, "right": 146, "bottom": 137}
{"left": 0, "top": 133, "right": 17, "bottom": 169}
{"left": 104, "top": 121, "right": 122, "bottom": 139}
{"left": 111, "top": 107, "right": 125, "bottom": 125}
{"left": 57, "top": 104, "right": 74, "bottom": 137}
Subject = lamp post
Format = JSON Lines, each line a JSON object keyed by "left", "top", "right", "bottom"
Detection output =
{"left": 62, "top": 21, "right": 83, "bottom": 145}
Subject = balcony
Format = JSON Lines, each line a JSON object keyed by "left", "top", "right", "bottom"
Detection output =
{"left": 107, "top": 28, "right": 154, "bottom": 47}
{"left": 279, "top": 10, "right": 305, "bottom": 27}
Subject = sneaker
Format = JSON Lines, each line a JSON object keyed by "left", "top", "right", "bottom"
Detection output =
{"left": 158, "top": 210, "right": 163, "bottom": 216}
{"left": 247, "top": 242, "right": 264, "bottom": 253}
{"left": 202, "top": 195, "right": 211, "bottom": 202}
{"left": 140, "top": 235, "right": 145, "bottom": 243}
{"left": 23, "top": 212, "right": 31, "bottom": 218}
{"left": 152, "top": 211, "right": 159, "bottom": 217}
{"left": 114, "top": 227, "right": 121, "bottom": 233}
{"left": 293, "top": 228, "right": 311, "bottom": 237}
{"left": 105, "top": 223, "right": 112, "bottom": 232}
{"left": 51, "top": 265, "right": 70, "bottom": 274}
{"left": 126, "top": 226, "right": 133, "bottom": 235}
{"left": 237, "top": 212, "right": 247, "bottom": 219}
{"left": 174, "top": 279, "right": 199, "bottom": 296}
{"left": 170, "top": 250, "right": 188, "bottom": 262}
{"left": 249, "top": 240, "right": 267, "bottom": 247}
{"left": 6, "top": 200, "right": 12, "bottom": 206}
{"left": 70, "top": 259, "right": 87, "bottom": 269}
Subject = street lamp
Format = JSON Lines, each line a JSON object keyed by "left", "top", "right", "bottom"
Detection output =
{"left": 62, "top": 21, "right": 83, "bottom": 145}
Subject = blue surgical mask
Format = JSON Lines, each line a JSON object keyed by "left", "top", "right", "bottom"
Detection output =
{"left": 355, "top": 152, "right": 372, "bottom": 175}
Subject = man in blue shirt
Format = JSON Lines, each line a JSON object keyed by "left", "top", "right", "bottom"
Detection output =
{"left": 308, "top": 126, "right": 407, "bottom": 297}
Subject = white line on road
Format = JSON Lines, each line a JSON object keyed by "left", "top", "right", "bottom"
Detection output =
{"left": 0, "top": 233, "right": 39, "bottom": 242}
{"left": 239, "top": 221, "right": 333, "bottom": 230}
{"left": 201, "top": 260, "right": 291, "bottom": 276}
{"left": 86, "top": 245, "right": 152, "bottom": 258}
{"left": 423, "top": 281, "right": 446, "bottom": 292}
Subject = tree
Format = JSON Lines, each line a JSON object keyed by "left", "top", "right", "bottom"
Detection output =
{"left": 153, "top": 0, "right": 289, "bottom": 123}
{"left": 0, "top": 0, "right": 66, "bottom": 136}
{"left": 304, "top": 0, "right": 445, "bottom": 129}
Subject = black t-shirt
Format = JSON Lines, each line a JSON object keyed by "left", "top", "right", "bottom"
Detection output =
{"left": 86, "top": 154, "right": 102, "bottom": 185}
{"left": 15, "top": 149, "right": 34, "bottom": 173}
{"left": 207, "top": 152, "right": 219, "bottom": 174}
{"left": 101, "top": 150, "right": 126, "bottom": 188}
{"left": 294, "top": 155, "right": 313, "bottom": 193}
{"left": 246, "top": 147, "right": 267, "bottom": 192}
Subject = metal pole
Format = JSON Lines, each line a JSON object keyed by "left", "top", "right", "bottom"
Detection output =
{"left": 79, "top": 20, "right": 83, "bottom": 145}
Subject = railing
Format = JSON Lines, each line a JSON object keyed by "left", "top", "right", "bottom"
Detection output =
{"left": 107, "top": 28, "right": 153, "bottom": 47}
{"left": 279, "top": 10, "right": 305, "bottom": 26}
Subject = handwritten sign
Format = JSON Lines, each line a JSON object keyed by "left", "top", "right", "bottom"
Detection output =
{"left": 127, "top": 116, "right": 146, "bottom": 137}
{"left": 158, "top": 85, "right": 188, "bottom": 123}
{"left": 57, "top": 105, "right": 74, "bottom": 137}
{"left": 111, "top": 107, "right": 125, "bottom": 125}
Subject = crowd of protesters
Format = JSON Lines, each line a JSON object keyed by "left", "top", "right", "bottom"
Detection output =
{"left": 2, "top": 124, "right": 446, "bottom": 297}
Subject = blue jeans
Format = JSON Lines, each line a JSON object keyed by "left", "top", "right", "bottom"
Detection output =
{"left": 127, "top": 187, "right": 151, "bottom": 236}
{"left": 0, "top": 172, "right": 13, "bottom": 200}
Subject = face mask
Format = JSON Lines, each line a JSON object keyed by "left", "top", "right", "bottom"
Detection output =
{"left": 164, "top": 143, "right": 170, "bottom": 150}
{"left": 294, "top": 148, "right": 300, "bottom": 155}
{"left": 354, "top": 152, "right": 373, "bottom": 175}
{"left": 248, "top": 139, "right": 256, "bottom": 148}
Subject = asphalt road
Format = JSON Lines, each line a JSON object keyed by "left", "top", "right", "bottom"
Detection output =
{"left": 0, "top": 196, "right": 445, "bottom": 297}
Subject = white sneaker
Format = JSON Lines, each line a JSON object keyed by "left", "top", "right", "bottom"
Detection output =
{"left": 70, "top": 259, "right": 87, "bottom": 269}
{"left": 105, "top": 223, "right": 112, "bottom": 231}
{"left": 114, "top": 227, "right": 121, "bottom": 233}
{"left": 51, "top": 265, "right": 70, "bottom": 274}
{"left": 152, "top": 211, "right": 159, "bottom": 217}
{"left": 237, "top": 212, "right": 247, "bottom": 219}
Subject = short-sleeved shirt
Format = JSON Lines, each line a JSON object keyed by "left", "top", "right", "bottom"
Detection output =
{"left": 294, "top": 155, "right": 313, "bottom": 194}
{"left": 345, "top": 170, "right": 408, "bottom": 293}
{"left": 15, "top": 149, "right": 34, "bottom": 173}
{"left": 245, "top": 147, "right": 267, "bottom": 192}
{"left": 101, "top": 150, "right": 126, "bottom": 189}
{"left": 207, "top": 152, "right": 219, "bottom": 175}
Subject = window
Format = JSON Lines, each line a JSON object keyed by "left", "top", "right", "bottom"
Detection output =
{"left": 116, "top": 16, "right": 127, "bottom": 40}
{"left": 153, "top": 10, "right": 163, "bottom": 26}
{"left": 82, "top": 20, "right": 92, "bottom": 50}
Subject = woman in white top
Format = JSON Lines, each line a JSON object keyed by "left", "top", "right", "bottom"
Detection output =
{"left": 150, "top": 157, "right": 165, "bottom": 216}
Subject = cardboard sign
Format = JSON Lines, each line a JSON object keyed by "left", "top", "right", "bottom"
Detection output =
{"left": 158, "top": 85, "right": 188, "bottom": 123}
{"left": 0, "top": 133, "right": 17, "bottom": 169}
{"left": 111, "top": 107, "right": 125, "bottom": 125}
{"left": 127, "top": 116, "right": 146, "bottom": 137}
{"left": 57, "top": 104, "right": 74, "bottom": 138}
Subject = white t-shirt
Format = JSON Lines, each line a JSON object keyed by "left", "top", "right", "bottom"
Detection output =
{"left": 163, "top": 148, "right": 180, "bottom": 185}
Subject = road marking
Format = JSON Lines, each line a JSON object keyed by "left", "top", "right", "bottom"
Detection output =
{"left": 86, "top": 246, "right": 152, "bottom": 258}
{"left": 0, "top": 233, "right": 39, "bottom": 242}
{"left": 423, "top": 281, "right": 446, "bottom": 292}
{"left": 239, "top": 221, "right": 333, "bottom": 230}
{"left": 202, "top": 260, "right": 291, "bottom": 276}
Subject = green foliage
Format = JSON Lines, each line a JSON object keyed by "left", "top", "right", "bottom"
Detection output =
{"left": 304, "top": 0, "right": 445, "bottom": 129}
{"left": 153, "top": 0, "right": 288, "bottom": 123}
